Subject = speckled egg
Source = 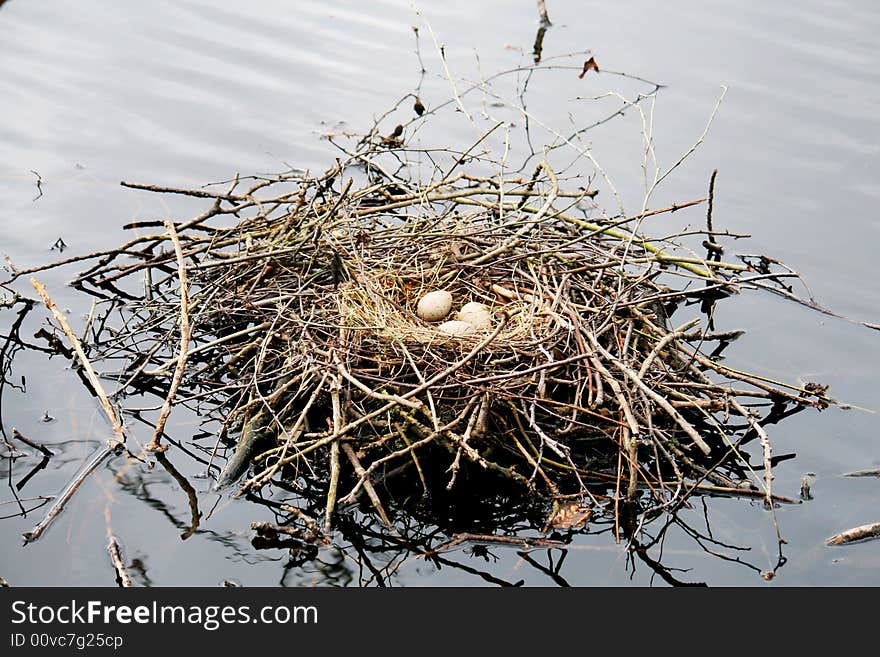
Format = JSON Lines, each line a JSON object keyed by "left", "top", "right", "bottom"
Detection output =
{"left": 437, "top": 320, "right": 476, "bottom": 336}
{"left": 416, "top": 290, "right": 453, "bottom": 322}
{"left": 457, "top": 302, "right": 492, "bottom": 330}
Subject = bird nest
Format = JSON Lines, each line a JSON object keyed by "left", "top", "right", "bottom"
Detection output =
{"left": 12, "top": 135, "right": 830, "bottom": 534}
{"left": 4, "top": 71, "right": 835, "bottom": 543}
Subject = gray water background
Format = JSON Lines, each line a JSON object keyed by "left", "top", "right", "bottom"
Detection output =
{"left": 0, "top": 0, "right": 878, "bottom": 586}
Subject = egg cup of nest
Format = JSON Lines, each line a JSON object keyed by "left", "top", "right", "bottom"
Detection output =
{"left": 416, "top": 290, "right": 494, "bottom": 337}
{"left": 334, "top": 274, "right": 561, "bottom": 349}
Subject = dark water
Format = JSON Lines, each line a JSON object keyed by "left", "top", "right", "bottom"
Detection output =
{"left": 1, "top": 0, "right": 878, "bottom": 586}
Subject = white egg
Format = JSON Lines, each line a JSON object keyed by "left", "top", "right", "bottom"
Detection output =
{"left": 457, "top": 302, "right": 492, "bottom": 329}
{"left": 460, "top": 301, "right": 489, "bottom": 314}
{"left": 437, "top": 320, "right": 476, "bottom": 336}
{"left": 416, "top": 290, "right": 453, "bottom": 322}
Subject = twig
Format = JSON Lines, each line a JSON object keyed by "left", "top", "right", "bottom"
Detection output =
{"left": 420, "top": 13, "right": 474, "bottom": 124}
{"left": 23, "top": 444, "right": 117, "bottom": 544}
{"left": 24, "top": 279, "right": 127, "bottom": 545}
{"left": 324, "top": 375, "right": 342, "bottom": 534}
{"left": 120, "top": 180, "right": 247, "bottom": 202}
{"left": 637, "top": 318, "right": 700, "bottom": 379}
{"left": 105, "top": 506, "right": 132, "bottom": 587}
{"left": 146, "top": 220, "right": 192, "bottom": 452}
{"left": 704, "top": 168, "right": 723, "bottom": 259}
{"left": 843, "top": 469, "right": 880, "bottom": 478}
{"left": 11, "top": 428, "right": 55, "bottom": 457}
{"left": 155, "top": 452, "right": 201, "bottom": 540}
{"left": 537, "top": 0, "right": 551, "bottom": 26}
{"left": 826, "top": 522, "right": 880, "bottom": 546}
{"left": 342, "top": 443, "right": 392, "bottom": 528}
{"left": 30, "top": 170, "right": 43, "bottom": 202}
{"left": 30, "top": 278, "right": 126, "bottom": 448}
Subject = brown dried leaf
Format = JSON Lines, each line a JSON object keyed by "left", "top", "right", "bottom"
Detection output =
{"left": 578, "top": 57, "right": 600, "bottom": 79}
{"left": 548, "top": 501, "right": 592, "bottom": 530}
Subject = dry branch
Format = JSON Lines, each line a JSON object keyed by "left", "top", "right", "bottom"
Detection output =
{"left": 31, "top": 278, "right": 125, "bottom": 448}
{"left": 826, "top": 522, "right": 880, "bottom": 546}
{"left": 146, "top": 220, "right": 192, "bottom": 452}
{"left": 105, "top": 506, "right": 132, "bottom": 587}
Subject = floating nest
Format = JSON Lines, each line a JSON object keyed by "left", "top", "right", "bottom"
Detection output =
{"left": 3, "top": 75, "right": 836, "bottom": 547}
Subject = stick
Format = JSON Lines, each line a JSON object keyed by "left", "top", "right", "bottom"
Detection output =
{"left": 537, "top": 0, "right": 551, "bottom": 26}
{"left": 826, "top": 522, "right": 880, "bottom": 546}
{"left": 23, "top": 444, "right": 117, "bottom": 544}
{"left": 637, "top": 319, "right": 700, "bottom": 379}
{"left": 325, "top": 440, "right": 340, "bottom": 534}
{"left": 704, "top": 168, "right": 723, "bottom": 259}
{"left": 11, "top": 428, "right": 55, "bottom": 457}
{"left": 731, "top": 399, "right": 775, "bottom": 511}
{"left": 120, "top": 180, "right": 247, "bottom": 202}
{"left": 843, "top": 469, "right": 880, "bottom": 478}
{"left": 105, "top": 507, "right": 132, "bottom": 587}
{"left": 342, "top": 443, "right": 392, "bottom": 528}
{"left": 147, "top": 221, "right": 192, "bottom": 452}
{"left": 420, "top": 14, "right": 474, "bottom": 125}
{"left": 31, "top": 278, "right": 126, "bottom": 448}
{"left": 25, "top": 279, "right": 128, "bottom": 545}
{"left": 324, "top": 375, "right": 342, "bottom": 534}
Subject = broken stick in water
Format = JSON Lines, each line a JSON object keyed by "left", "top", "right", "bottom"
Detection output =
{"left": 826, "top": 522, "right": 880, "bottom": 546}
{"left": 105, "top": 506, "right": 132, "bottom": 587}
{"left": 23, "top": 279, "right": 127, "bottom": 544}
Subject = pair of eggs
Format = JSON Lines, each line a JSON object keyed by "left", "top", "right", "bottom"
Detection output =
{"left": 416, "top": 291, "right": 492, "bottom": 336}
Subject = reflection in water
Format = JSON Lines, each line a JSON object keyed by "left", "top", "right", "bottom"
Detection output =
{"left": 154, "top": 451, "right": 201, "bottom": 540}
{"left": 237, "top": 469, "right": 790, "bottom": 587}
{"left": 110, "top": 465, "right": 280, "bottom": 579}
{"left": 0, "top": 495, "right": 52, "bottom": 521}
